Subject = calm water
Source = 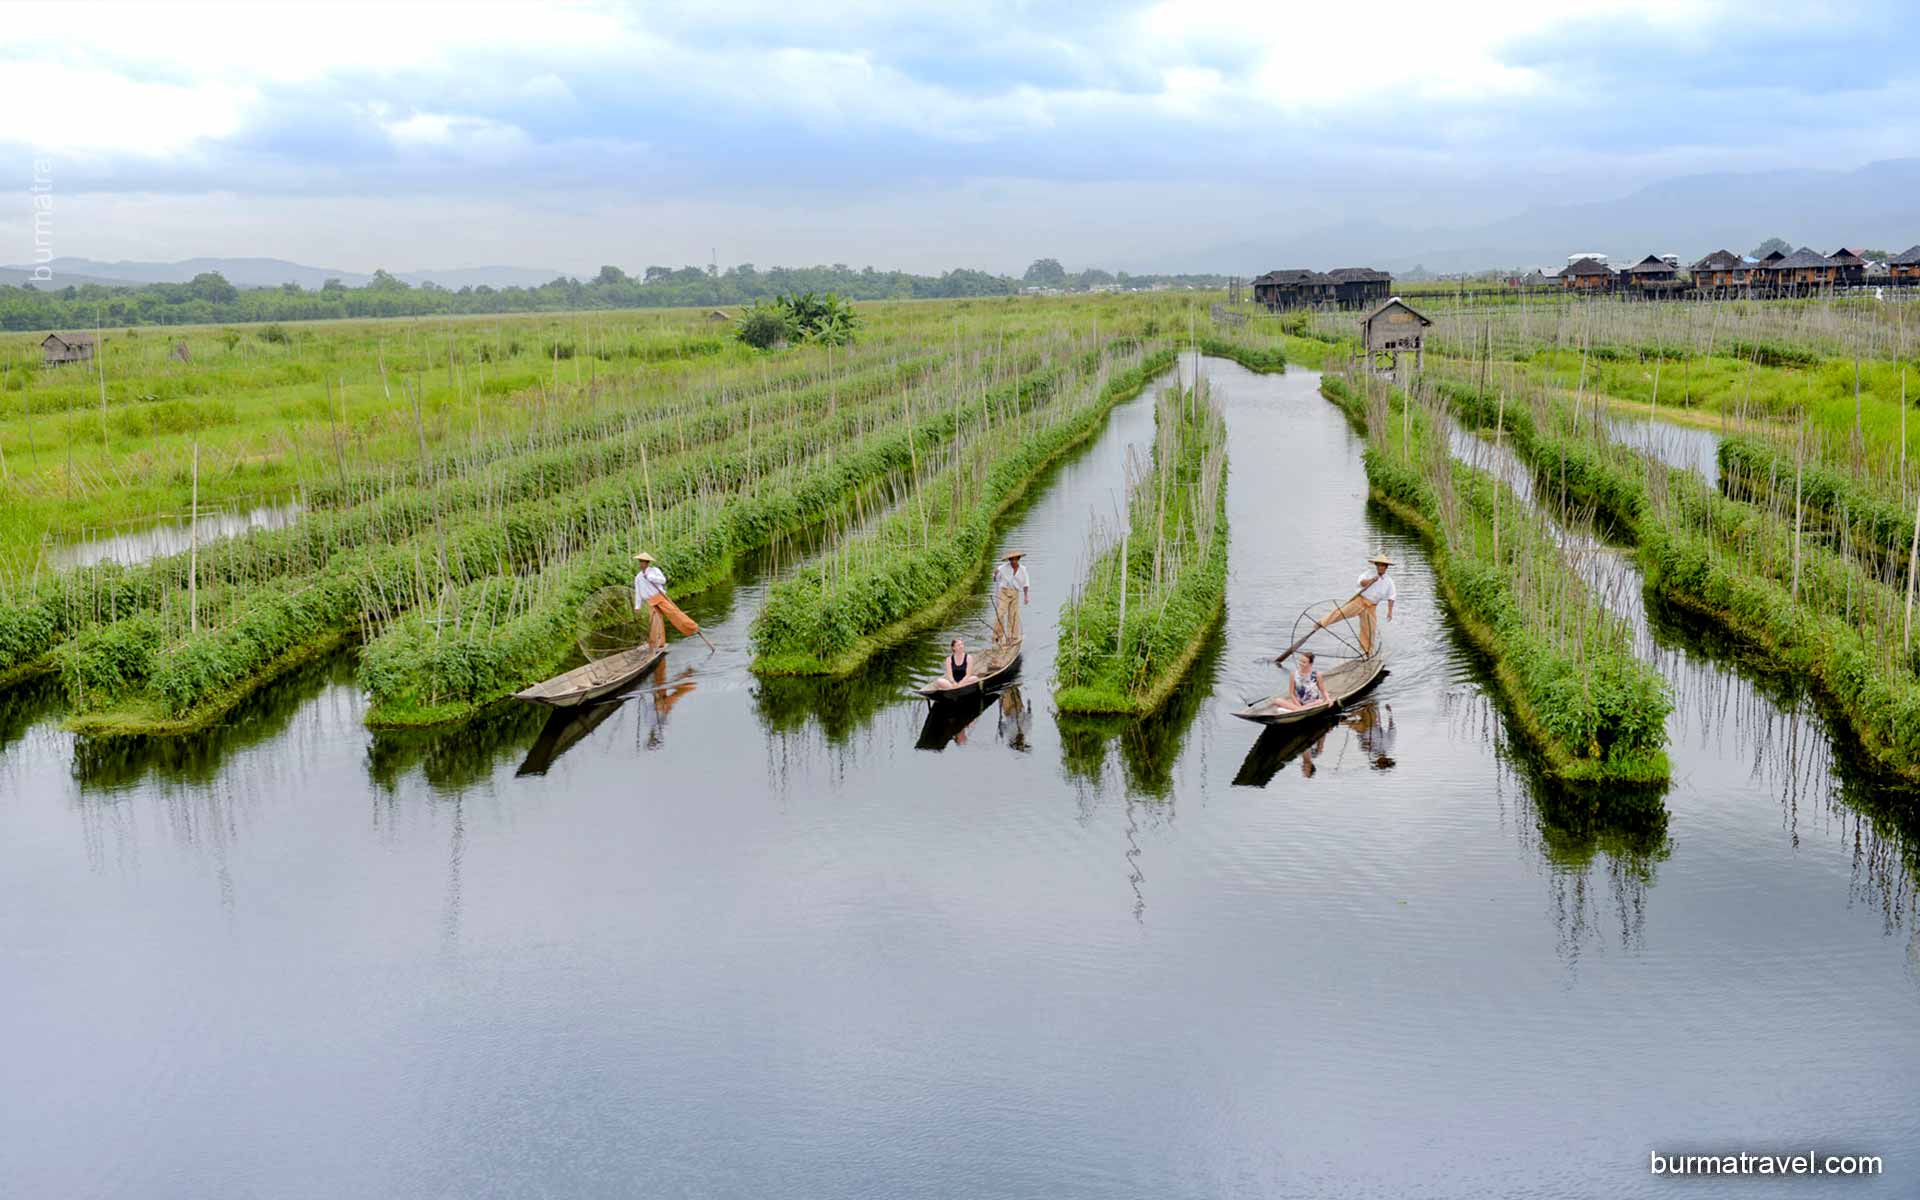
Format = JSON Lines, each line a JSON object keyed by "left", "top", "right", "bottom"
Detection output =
{"left": 3, "top": 360, "right": 1917, "bottom": 1199}
{"left": 47, "top": 498, "right": 305, "bottom": 570}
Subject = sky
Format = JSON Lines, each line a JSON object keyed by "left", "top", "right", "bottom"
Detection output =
{"left": 2, "top": 0, "right": 1916, "bottom": 276}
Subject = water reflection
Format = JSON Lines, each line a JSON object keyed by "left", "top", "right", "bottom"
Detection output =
{"left": 0, "top": 674, "right": 60, "bottom": 754}
{"left": 367, "top": 701, "right": 549, "bottom": 793}
{"left": 639, "top": 665, "right": 700, "bottom": 750}
{"left": 996, "top": 685, "right": 1033, "bottom": 752}
{"left": 516, "top": 699, "right": 623, "bottom": 777}
{"left": 1602, "top": 415, "right": 1720, "bottom": 486}
{"left": 1230, "top": 698, "right": 1397, "bottom": 787}
{"left": 72, "top": 651, "right": 349, "bottom": 793}
{"left": 47, "top": 499, "right": 305, "bottom": 570}
{"left": 752, "top": 648, "right": 919, "bottom": 745}
{"left": 1058, "top": 630, "right": 1223, "bottom": 798}
{"left": 914, "top": 690, "right": 992, "bottom": 750}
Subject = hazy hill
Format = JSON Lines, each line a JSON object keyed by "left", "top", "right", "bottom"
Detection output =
{"left": 1202, "top": 158, "right": 1920, "bottom": 274}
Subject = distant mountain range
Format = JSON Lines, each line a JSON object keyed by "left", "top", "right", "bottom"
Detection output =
{"left": 9, "top": 158, "right": 1919, "bottom": 289}
{"left": 0, "top": 258, "right": 570, "bottom": 290}
{"left": 1199, "top": 158, "right": 1920, "bottom": 275}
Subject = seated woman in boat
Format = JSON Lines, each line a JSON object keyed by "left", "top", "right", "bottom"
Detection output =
{"left": 1273, "top": 650, "right": 1330, "bottom": 712}
{"left": 931, "top": 637, "right": 980, "bottom": 690}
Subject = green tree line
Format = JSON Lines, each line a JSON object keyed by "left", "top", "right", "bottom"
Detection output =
{"left": 2, "top": 261, "right": 1228, "bottom": 332}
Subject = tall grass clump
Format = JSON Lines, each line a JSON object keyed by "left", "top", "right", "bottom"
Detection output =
{"left": 1054, "top": 380, "right": 1228, "bottom": 714}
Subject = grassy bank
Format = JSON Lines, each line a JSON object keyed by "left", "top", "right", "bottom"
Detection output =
{"left": 1054, "top": 380, "right": 1228, "bottom": 714}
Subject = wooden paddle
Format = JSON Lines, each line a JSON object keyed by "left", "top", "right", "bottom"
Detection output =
{"left": 1273, "top": 590, "right": 1364, "bottom": 667}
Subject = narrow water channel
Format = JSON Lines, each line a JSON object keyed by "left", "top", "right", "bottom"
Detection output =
{"left": 45, "top": 497, "right": 305, "bottom": 570}
{"left": 1, "top": 360, "right": 1915, "bottom": 1198}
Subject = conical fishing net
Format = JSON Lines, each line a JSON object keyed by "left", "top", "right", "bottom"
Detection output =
{"left": 577, "top": 586, "right": 651, "bottom": 660}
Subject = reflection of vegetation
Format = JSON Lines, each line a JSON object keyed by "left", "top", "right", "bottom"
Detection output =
{"left": 0, "top": 674, "right": 60, "bottom": 752}
{"left": 1058, "top": 626, "right": 1223, "bottom": 797}
{"left": 1645, "top": 589, "right": 1920, "bottom": 897}
{"left": 752, "top": 642, "right": 920, "bottom": 745}
{"left": 366, "top": 700, "right": 549, "bottom": 793}
{"left": 72, "top": 650, "right": 349, "bottom": 792}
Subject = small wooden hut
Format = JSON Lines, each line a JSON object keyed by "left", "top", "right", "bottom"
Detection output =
{"left": 41, "top": 332, "right": 95, "bottom": 367}
{"left": 1359, "top": 296, "right": 1431, "bottom": 372}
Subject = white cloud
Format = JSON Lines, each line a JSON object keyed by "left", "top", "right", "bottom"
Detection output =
{"left": 0, "top": 63, "right": 251, "bottom": 155}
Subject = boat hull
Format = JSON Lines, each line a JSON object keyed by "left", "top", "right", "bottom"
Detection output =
{"left": 514, "top": 645, "right": 666, "bottom": 708}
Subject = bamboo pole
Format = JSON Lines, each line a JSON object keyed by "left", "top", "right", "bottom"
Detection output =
{"left": 190, "top": 442, "right": 199, "bottom": 634}
{"left": 1792, "top": 416, "right": 1805, "bottom": 603}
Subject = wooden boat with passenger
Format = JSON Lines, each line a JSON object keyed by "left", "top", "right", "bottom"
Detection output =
{"left": 513, "top": 644, "right": 666, "bottom": 708}
{"left": 914, "top": 639, "right": 1022, "bottom": 705}
{"left": 1232, "top": 651, "right": 1385, "bottom": 726}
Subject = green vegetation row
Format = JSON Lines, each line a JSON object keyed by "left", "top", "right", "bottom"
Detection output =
{"left": 750, "top": 344, "right": 1178, "bottom": 675}
{"left": 1431, "top": 368, "right": 1920, "bottom": 782}
{"left": 1335, "top": 372, "right": 1672, "bottom": 789}
{"left": 51, "top": 343, "right": 1072, "bottom": 733}
{"left": 1717, "top": 435, "right": 1915, "bottom": 580}
{"left": 1055, "top": 381, "right": 1228, "bottom": 714}
{"left": 361, "top": 340, "right": 1147, "bottom": 722}
{"left": 0, "top": 352, "right": 963, "bottom": 686}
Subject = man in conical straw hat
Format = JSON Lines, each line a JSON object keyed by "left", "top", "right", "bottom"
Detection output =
{"left": 990, "top": 550, "right": 1031, "bottom": 647}
{"left": 1315, "top": 550, "right": 1396, "bottom": 656}
{"left": 632, "top": 551, "right": 700, "bottom": 650}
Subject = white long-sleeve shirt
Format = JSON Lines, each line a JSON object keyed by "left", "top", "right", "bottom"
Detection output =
{"left": 1357, "top": 571, "right": 1397, "bottom": 605}
{"left": 634, "top": 565, "right": 667, "bottom": 607}
{"left": 993, "top": 562, "right": 1030, "bottom": 593}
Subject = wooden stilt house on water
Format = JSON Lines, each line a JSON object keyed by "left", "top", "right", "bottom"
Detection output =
{"left": 1621, "top": 254, "right": 1682, "bottom": 296}
{"left": 1892, "top": 246, "right": 1920, "bottom": 283}
{"left": 1757, "top": 247, "right": 1837, "bottom": 293}
{"left": 1252, "top": 266, "right": 1393, "bottom": 311}
{"left": 1827, "top": 248, "right": 1868, "bottom": 287}
{"left": 1689, "top": 250, "right": 1751, "bottom": 293}
{"left": 1561, "top": 257, "right": 1614, "bottom": 292}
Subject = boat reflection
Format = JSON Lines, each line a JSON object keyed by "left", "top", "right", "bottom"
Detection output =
{"left": 1231, "top": 699, "right": 1396, "bottom": 787}
{"left": 516, "top": 699, "right": 623, "bottom": 777}
{"left": 914, "top": 689, "right": 993, "bottom": 750}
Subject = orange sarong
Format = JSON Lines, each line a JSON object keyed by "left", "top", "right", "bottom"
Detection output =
{"left": 646, "top": 592, "right": 700, "bottom": 638}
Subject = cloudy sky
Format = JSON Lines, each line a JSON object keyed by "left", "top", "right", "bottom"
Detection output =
{"left": 3, "top": 0, "right": 1915, "bottom": 275}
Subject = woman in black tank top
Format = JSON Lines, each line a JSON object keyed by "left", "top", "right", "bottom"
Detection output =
{"left": 936, "top": 637, "right": 975, "bottom": 689}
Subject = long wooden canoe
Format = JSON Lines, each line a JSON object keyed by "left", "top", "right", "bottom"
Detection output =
{"left": 1232, "top": 652, "right": 1385, "bottom": 726}
{"left": 914, "top": 639, "right": 1022, "bottom": 705}
{"left": 513, "top": 644, "right": 665, "bottom": 708}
